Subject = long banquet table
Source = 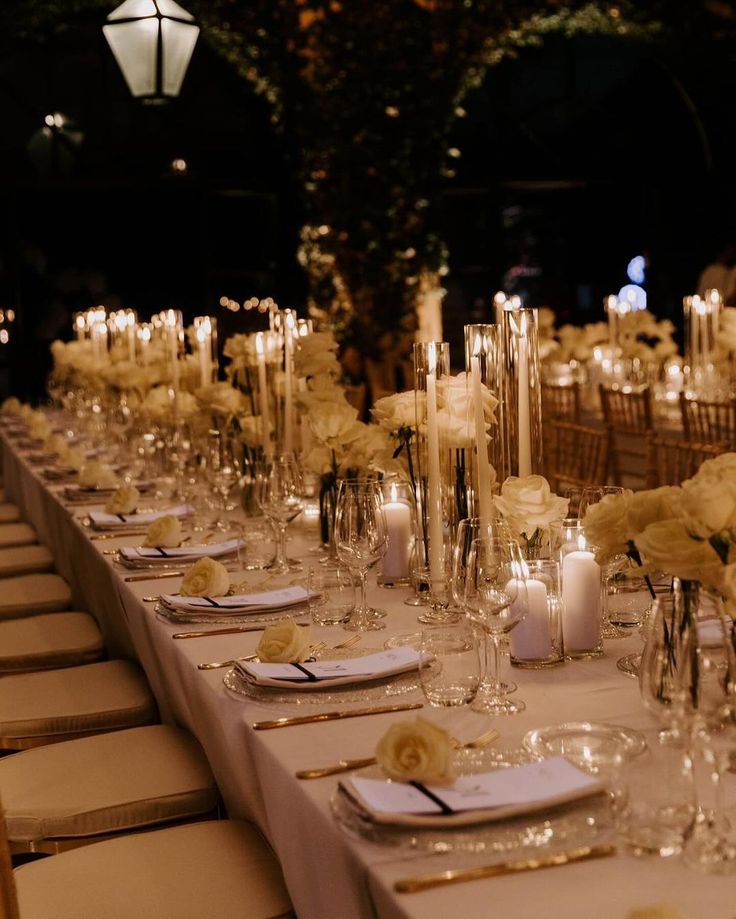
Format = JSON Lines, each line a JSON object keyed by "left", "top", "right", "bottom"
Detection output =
{"left": 3, "top": 430, "right": 735, "bottom": 919}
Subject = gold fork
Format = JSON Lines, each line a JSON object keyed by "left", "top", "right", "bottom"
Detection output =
{"left": 197, "top": 635, "right": 361, "bottom": 671}
{"left": 296, "top": 725, "right": 500, "bottom": 779}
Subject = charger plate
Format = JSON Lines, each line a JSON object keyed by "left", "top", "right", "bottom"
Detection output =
{"left": 331, "top": 748, "right": 615, "bottom": 856}
{"left": 523, "top": 722, "right": 646, "bottom": 762}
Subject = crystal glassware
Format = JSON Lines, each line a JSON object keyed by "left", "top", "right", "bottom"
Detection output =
{"left": 255, "top": 453, "right": 304, "bottom": 576}
{"left": 334, "top": 480, "right": 388, "bottom": 632}
{"left": 419, "top": 624, "right": 481, "bottom": 707}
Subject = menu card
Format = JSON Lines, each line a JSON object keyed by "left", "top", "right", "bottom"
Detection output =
{"left": 89, "top": 503, "right": 193, "bottom": 529}
{"left": 162, "top": 585, "right": 311, "bottom": 615}
{"left": 120, "top": 538, "right": 242, "bottom": 562}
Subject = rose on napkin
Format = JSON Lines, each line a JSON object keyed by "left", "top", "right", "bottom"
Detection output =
{"left": 256, "top": 618, "right": 311, "bottom": 663}
{"left": 375, "top": 717, "right": 454, "bottom": 784}
{"left": 179, "top": 557, "right": 230, "bottom": 597}
{"left": 43, "top": 433, "right": 68, "bottom": 455}
{"left": 60, "top": 445, "right": 86, "bottom": 471}
{"left": 79, "top": 460, "right": 119, "bottom": 490}
{"left": 28, "top": 417, "right": 52, "bottom": 441}
{"left": 143, "top": 514, "right": 182, "bottom": 548}
{"left": 104, "top": 484, "right": 140, "bottom": 516}
{"left": 1, "top": 397, "right": 21, "bottom": 414}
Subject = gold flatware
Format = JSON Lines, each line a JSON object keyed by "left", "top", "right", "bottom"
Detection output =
{"left": 172, "top": 623, "right": 305, "bottom": 639}
{"left": 198, "top": 654, "right": 258, "bottom": 671}
{"left": 124, "top": 570, "right": 184, "bottom": 583}
{"left": 90, "top": 531, "right": 148, "bottom": 541}
{"left": 253, "top": 702, "right": 423, "bottom": 731}
{"left": 296, "top": 726, "right": 499, "bottom": 779}
{"left": 393, "top": 845, "right": 616, "bottom": 894}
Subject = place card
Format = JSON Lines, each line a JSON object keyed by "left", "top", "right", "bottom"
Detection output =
{"left": 89, "top": 503, "right": 193, "bottom": 529}
{"left": 162, "top": 585, "right": 311, "bottom": 614}
{"left": 342, "top": 757, "right": 604, "bottom": 827}
{"left": 120, "top": 537, "right": 242, "bottom": 562}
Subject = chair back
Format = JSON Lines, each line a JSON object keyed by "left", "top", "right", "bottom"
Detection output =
{"left": 541, "top": 382, "right": 581, "bottom": 423}
{"left": 544, "top": 420, "right": 609, "bottom": 493}
{"left": 0, "top": 806, "right": 20, "bottom": 919}
{"left": 599, "top": 384, "right": 653, "bottom": 434}
{"left": 645, "top": 435, "right": 726, "bottom": 488}
{"left": 679, "top": 394, "right": 736, "bottom": 448}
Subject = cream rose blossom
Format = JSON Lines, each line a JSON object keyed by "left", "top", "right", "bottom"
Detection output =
{"left": 494, "top": 475, "right": 568, "bottom": 539}
{"left": 79, "top": 461, "right": 119, "bottom": 490}
{"left": 143, "top": 515, "right": 183, "bottom": 548}
{"left": 375, "top": 718, "right": 454, "bottom": 783}
{"left": 61, "top": 446, "right": 86, "bottom": 471}
{"left": 635, "top": 520, "right": 725, "bottom": 589}
{"left": 371, "top": 391, "right": 420, "bottom": 435}
{"left": 581, "top": 491, "right": 632, "bottom": 561}
{"left": 180, "top": 557, "right": 230, "bottom": 597}
{"left": 104, "top": 484, "right": 140, "bottom": 515}
{"left": 256, "top": 618, "right": 311, "bottom": 662}
{"left": 44, "top": 433, "right": 69, "bottom": 456}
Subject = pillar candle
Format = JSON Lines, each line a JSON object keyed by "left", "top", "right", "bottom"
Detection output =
{"left": 470, "top": 351, "right": 493, "bottom": 529}
{"left": 426, "top": 358, "right": 444, "bottom": 584}
{"left": 561, "top": 549, "right": 601, "bottom": 652}
{"left": 382, "top": 486, "right": 412, "bottom": 580}
{"left": 509, "top": 578, "right": 553, "bottom": 660}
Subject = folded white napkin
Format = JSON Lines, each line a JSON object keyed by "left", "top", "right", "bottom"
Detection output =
{"left": 89, "top": 503, "right": 193, "bottom": 529}
{"left": 120, "top": 538, "right": 242, "bottom": 563}
{"left": 236, "top": 646, "right": 422, "bottom": 690}
{"left": 161, "top": 585, "right": 310, "bottom": 617}
{"left": 340, "top": 757, "right": 604, "bottom": 828}
{"left": 66, "top": 480, "right": 153, "bottom": 498}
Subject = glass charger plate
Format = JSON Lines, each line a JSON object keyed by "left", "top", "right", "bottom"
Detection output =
{"left": 523, "top": 722, "right": 647, "bottom": 762}
{"left": 154, "top": 599, "right": 310, "bottom": 626}
{"left": 223, "top": 647, "right": 424, "bottom": 706}
{"left": 330, "top": 748, "right": 615, "bottom": 856}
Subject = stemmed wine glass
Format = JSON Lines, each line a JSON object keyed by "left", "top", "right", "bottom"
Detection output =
{"left": 256, "top": 453, "right": 304, "bottom": 576}
{"left": 334, "top": 480, "right": 388, "bottom": 632}
{"left": 206, "top": 429, "right": 241, "bottom": 531}
{"left": 463, "top": 536, "right": 528, "bottom": 715}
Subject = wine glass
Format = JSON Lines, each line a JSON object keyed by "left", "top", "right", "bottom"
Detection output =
{"left": 463, "top": 536, "right": 528, "bottom": 715}
{"left": 256, "top": 453, "right": 304, "bottom": 576}
{"left": 334, "top": 480, "right": 388, "bottom": 632}
{"left": 205, "top": 429, "right": 241, "bottom": 531}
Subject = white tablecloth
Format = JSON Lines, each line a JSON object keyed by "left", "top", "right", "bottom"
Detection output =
{"left": 3, "top": 431, "right": 735, "bottom": 919}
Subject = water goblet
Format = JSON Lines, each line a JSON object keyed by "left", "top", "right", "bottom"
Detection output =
{"left": 256, "top": 453, "right": 304, "bottom": 576}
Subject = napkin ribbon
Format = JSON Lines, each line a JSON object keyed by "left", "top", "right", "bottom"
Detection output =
{"left": 290, "top": 663, "right": 318, "bottom": 682}
{"left": 409, "top": 782, "right": 455, "bottom": 816}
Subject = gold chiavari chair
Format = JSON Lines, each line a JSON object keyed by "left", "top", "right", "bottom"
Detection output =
{"left": 544, "top": 420, "right": 610, "bottom": 494}
{"left": 541, "top": 381, "right": 581, "bottom": 423}
{"left": 678, "top": 393, "right": 736, "bottom": 448}
{"left": 599, "top": 384, "right": 654, "bottom": 486}
{"left": 645, "top": 435, "right": 726, "bottom": 488}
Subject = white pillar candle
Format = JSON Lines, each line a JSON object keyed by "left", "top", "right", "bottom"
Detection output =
{"left": 517, "top": 317, "right": 532, "bottom": 477}
{"left": 255, "top": 332, "right": 271, "bottom": 457}
{"left": 382, "top": 485, "right": 412, "bottom": 580}
{"left": 561, "top": 549, "right": 601, "bottom": 652}
{"left": 470, "top": 350, "right": 493, "bottom": 529}
{"left": 196, "top": 326, "right": 211, "bottom": 387}
{"left": 426, "top": 356, "right": 444, "bottom": 584}
{"left": 509, "top": 577, "right": 552, "bottom": 660}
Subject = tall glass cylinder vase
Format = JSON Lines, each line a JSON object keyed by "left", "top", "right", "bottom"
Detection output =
{"left": 413, "top": 341, "right": 456, "bottom": 623}
{"left": 464, "top": 323, "right": 506, "bottom": 510}
{"left": 501, "top": 306, "right": 543, "bottom": 479}
{"left": 193, "top": 316, "right": 218, "bottom": 389}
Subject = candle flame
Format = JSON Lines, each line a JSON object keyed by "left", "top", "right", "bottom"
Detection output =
{"left": 390, "top": 482, "right": 398, "bottom": 502}
{"left": 577, "top": 533, "right": 587, "bottom": 551}
{"left": 473, "top": 333, "right": 482, "bottom": 357}
{"left": 255, "top": 332, "right": 264, "bottom": 356}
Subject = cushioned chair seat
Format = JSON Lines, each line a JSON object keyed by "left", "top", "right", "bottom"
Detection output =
{"left": 0, "top": 660, "right": 157, "bottom": 746}
{"left": 0, "top": 522, "right": 36, "bottom": 548}
{"left": 0, "top": 544, "right": 53, "bottom": 577}
{"left": 14, "top": 820, "right": 293, "bottom": 919}
{"left": 0, "top": 611, "right": 104, "bottom": 674}
{"left": 1, "top": 725, "right": 219, "bottom": 847}
{"left": 0, "top": 502, "right": 20, "bottom": 524}
{"left": 0, "top": 573, "right": 72, "bottom": 621}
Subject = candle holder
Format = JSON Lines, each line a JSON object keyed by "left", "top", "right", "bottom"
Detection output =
{"left": 413, "top": 341, "right": 457, "bottom": 624}
{"left": 683, "top": 289, "right": 723, "bottom": 399}
{"left": 274, "top": 309, "right": 297, "bottom": 455}
{"left": 551, "top": 520, "right": 602, "bottom": 659}
{"left": 509, "top": 558, "right": 565, "bottom": 669}
{"left": 378, "top": 479, "right": 414, "bottom": 587}
{"left": 501, "top": 306, "right": 543, "bottom": 478}
{"left": 193, "top": 317, "right": 218, "bottom": 388}
{"left": 464, "top": 323, "right": 505, "bottom": 508}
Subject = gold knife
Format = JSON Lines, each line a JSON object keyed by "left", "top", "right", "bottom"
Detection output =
{"left": 253, "top": 702, "right": 423, "bottom": 730}
{"left": 173, "top": 624, "right": 306, "bottom": 639}
{"left": 296, "top": 757, "right": 378, "bottom": 779}
{"left": 124, "top": 570, "right": 184, "bottom": 583}
{"left": 90, "top": 530, "right": 149, "bottom": 541}
{"left": 394, "top": 844, "right": 616, "bottom": 893}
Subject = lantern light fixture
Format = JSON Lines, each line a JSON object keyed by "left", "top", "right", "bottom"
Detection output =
{"left": 103, "top": 0, "right": 199, "bottom": 103}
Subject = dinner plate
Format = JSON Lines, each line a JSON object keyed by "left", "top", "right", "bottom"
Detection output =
{"left": 523, "top": 722, "right": 647, "bottom": 763}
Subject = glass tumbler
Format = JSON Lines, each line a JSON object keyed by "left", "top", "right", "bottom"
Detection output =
{"left": 307, "top": 566, "right": 356, "bottom": 626}
{"left": 419, "top": 624, "right": 481, "bottom": 707}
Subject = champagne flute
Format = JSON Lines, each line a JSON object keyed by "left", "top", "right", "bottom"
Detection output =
{"left": 463, "top": 536, "right": 528, "bottom": 715}
{"left": 334, "top": 480, "right": 388, "bottom": 631}
{"left": 256, "top": 453, "right": 304, "bottom": 576}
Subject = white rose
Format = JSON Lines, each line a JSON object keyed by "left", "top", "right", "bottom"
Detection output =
{"left": 180, "top": 557, "right": 230, "bottom": 597}
{"left": 680, "top": 476, "right": 736, "bottom": 537}
{"left": 43, "top": 433, "right": 69, "bottom": 455}
{"left": 1, "top": 397, "right": 21, "bottom": 414}
{"left": 443, "top": 372, "right": 498, "bottom": 426}
{"left": 104, "top": 484, "right": 140, "bottom": 515}
{"left": 625, "top": 487, "right": 680, "bottom": 541}
{"left": 688, "top": 452, "right": 736, "bottom": 482}
{"left": 582, "top": 491, "right": 632, "bottom": 561}
{"left": 494, "top": 475, "right": 569, "bottom": 538}
{"left": 28, "top": 417, "right": 52, "bottom": 440}
{"left": 143, "top": 515, "right": 183, "bottom": 548}
{"left": 635, "top": 520, "right": 724, "bottom": 589}
{"left": 308, "top": 402, "right": 361, "bottom": 449}
{"left": 256, "top": 618, "right": 311, "bottom": 662}
{"left": 60, "top": 446, "right": 86, "bottom": 471}
{"left": 371, "top": 391, "right": 418, "bottom": 435}
{"left": 195, "top": 382, "right": 245, "bottom": 417}
{"left": 375, "top": 718, "right": 454, "bottom": 783}
{"left": 79, "top": 461, "right": 119, "bottom": 490}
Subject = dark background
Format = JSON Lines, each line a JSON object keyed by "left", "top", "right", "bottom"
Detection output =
{"left": 0, "top": 15, "right": 734, "bottom": 398}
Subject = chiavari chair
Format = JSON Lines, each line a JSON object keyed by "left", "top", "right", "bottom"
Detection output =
{"left": 544, "top": 420, "right": 610, "bottom": 494}
{"left": 541, "top": 381, "right": 581, "bottom": 423}
{"left": 678, "top": 393, "right": 736, "bottom": 448}
{"left": 645, "top": 435, "right": 726, "bottom": 488}
{"left": 599, "top": 384, "right": 654, "bottom": 486}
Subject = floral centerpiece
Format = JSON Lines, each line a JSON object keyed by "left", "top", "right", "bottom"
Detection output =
{"left": 493, "top": 474, "right": 569, "bottom": 557}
